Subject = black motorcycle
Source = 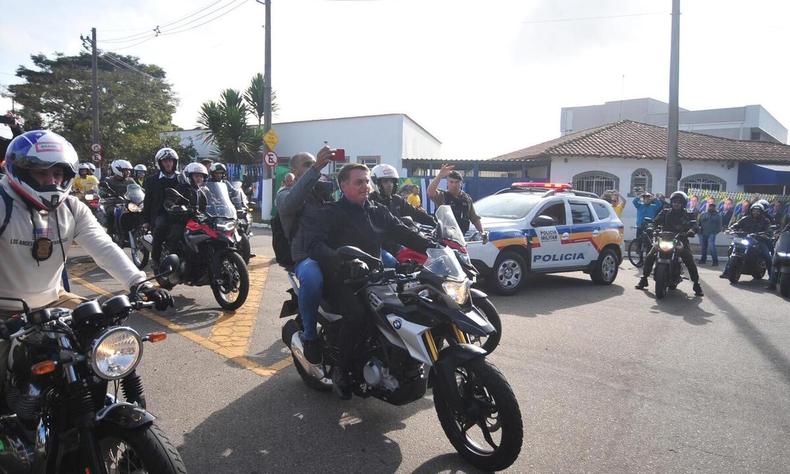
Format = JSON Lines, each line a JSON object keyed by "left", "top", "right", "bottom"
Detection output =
{"left": 772, "top": 225, "right": 790, "bottom": 297}
{"left": 157, "top": 182, "right": 250, "bottom": 310}
{"left": 651, "top": 230, "right": 687, "bottom": 299}
{"left": 725, "top": 229, "right": 773, "bottom": 284}
{"left": 281, "top": 246, "right": 523, "bottom": 471}
{"left": 98, "top": 182, "right": 150, "bottom": 270}
{"left": 0, "top": 259, "right": 185, "bottom": 473}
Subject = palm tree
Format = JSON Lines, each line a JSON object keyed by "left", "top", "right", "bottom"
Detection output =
{"left": 244, "top": 73, "right": 278, "bottom": 130}
{"left": 198, "top": 89, "right": 262, "bottom": 164}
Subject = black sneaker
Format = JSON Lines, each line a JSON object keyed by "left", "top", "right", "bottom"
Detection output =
{"left": 303, "top": 338, "right": 323, "bottom": 365}
{"left": 332, "top": 368, "right": 352, "bottom": 400}
{"left": 693, "top": 282, "right": 704, "bottom": 296}
{"left": 718, "top": 273, "right": 728, "bottom": 279}
{"left": 635, "top": 277, "right": 649, "bottom": 290}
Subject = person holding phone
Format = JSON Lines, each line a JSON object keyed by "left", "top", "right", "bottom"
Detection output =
{"left": 427, "top": 164, "right": 486, "bottom": 242}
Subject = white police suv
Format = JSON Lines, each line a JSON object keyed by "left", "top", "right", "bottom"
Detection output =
{"left": 466, "top": 183, "right": 624, "bottom": 295}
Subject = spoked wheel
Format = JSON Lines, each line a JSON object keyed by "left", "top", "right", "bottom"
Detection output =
{"left": 433, "top": 358, "right": 523, "bottom": 471}
{"left": 211, "top": 251, "right": 250, "bottom": 310}
{"left": 127, "top": 230, "right": 150, "bottom": 271}
{"left": 96, "top": 423, "right": 186, "bottom": 474}
{"left": 465, "top": 298, "right": 502, "bottom": 354}
{"left": 628, "top": 239, "right": 645, "bottom": 268}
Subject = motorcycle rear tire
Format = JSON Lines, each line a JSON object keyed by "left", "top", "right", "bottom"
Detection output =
{"left": 95, "top": 422, "right": 186, "bottom": 474}
{"left": 433, "top": 358, "right": 523, "bottom": 472}
{"left": 129, "top": 231, "right": 150, "bottom": 271}
{"left": 211, "top": 251, "right": 250, "bottom": 310}
{"left": 654, "top": 265, "right": 668, "bottom": 300}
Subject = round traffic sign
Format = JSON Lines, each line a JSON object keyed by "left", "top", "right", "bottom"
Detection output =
{"left": 91, "top": 143, "right": 102, "bottom": 153}
{"left": 264, "top": 151, "right": 278, "bottom": 166}
{"left": 91, "top": 153, "right": 102, "bottom": 163}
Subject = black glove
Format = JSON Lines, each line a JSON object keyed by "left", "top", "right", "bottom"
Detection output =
{"left": 138, "top": 282, "right": 174, "bottom": 311}
{"left": 345, "top": 259, "right": 369, "bottom": 280}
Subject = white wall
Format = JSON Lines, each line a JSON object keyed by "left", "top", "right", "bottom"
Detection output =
{"left": 160, "top": 114, "right": 441, "bottom": 172}
{"left": 549, "top": 156, "right": 743, "bottom": 240}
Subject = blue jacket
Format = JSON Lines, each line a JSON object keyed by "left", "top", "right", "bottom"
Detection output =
{"left": 632, "top": 197, "right": 663, "bottom": 226}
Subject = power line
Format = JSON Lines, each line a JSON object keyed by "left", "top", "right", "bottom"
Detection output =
{"left": 111, "top": 36, "right": 158, "bottom": 51}
{"left": 159, "top": 0, "right": 250, "bottom": 36}
{"left": 102, "top": 0, "right": 229, "bottom": 43}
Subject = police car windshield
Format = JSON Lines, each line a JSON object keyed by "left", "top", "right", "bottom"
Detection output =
{"left": 474, "top": 193, "right": 541, "bottom": 220}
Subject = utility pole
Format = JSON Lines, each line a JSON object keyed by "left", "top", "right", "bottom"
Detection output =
{"left": 665, "top": 0, "right": 681, "bottom": 194}
{"left": 256, "top": 0, "right": 274, "bottom": 221}
{"left": 90, "top": 28, "right": 100, "bottom": 153}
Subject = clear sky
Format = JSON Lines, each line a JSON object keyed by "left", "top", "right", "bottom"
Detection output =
{"left": 1, "top": 0, "right": 788, "bottom": 158}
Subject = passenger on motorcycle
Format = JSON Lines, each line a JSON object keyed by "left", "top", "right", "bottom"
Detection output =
{"left": 134, "top": 163, "right": 147, "bottom": 186}
{"left": 720, "top": 202, "right": 773, "bottom": 283}
{"left": 209, "top": 162, "right": 243, "bottom": 205}
{"left": 0, "top": 130, "right": 173, "bottom": 389}
{"left": 301, "top": 163, "right": 434, "bottom": 399}
{"left": 369, "top": 164, "right": 435, "bottom": 267}
{"left": 73, "top": 162, "right": 99, "bottom": 195}
{"left": 636, "top": 191, "right": 704, "bottom": 296}
{"left": 276, "top": 147, "right": 334, "bottom": 364}
{"left": 142, "top": 147, "right": 180, "bottom": 270}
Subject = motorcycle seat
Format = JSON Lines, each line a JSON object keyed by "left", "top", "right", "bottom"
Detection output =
{"left": 318, "top": 299, "right": 343, "bottom": 322}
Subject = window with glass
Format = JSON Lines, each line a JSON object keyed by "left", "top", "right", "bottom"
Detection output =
{"left": 570, "top": 202, "right": 594, "bottom": 224}
{"left": 592, "top": 202, "right": 611, "bottom": 220}
{"left": 629, "top": 168, "right": 652, "bottom": 196}
{"left": 358, "top": 155, "right": 381, "bottom": 168}
{"left": 679, "top": 174, "right": 726, "bottom": 192}
{"left": 535, "top": 201, "right": 567, "bottom": 226}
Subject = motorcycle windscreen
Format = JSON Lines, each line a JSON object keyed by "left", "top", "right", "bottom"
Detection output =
{"left": 125, "top": 183, "right": 145, "bottom": 203}
{"left": 423, "top": 247, "right": 466, "bottom": 281}
{"left": 435, "top": 205, "right": 466, "bottom": 247}
{"left": 202, "top": 181, "right": 237, "bottom": 219}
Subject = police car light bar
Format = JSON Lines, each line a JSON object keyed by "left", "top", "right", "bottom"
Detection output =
{"left": 511, "top": 182, "right": 572, "bottom": 190}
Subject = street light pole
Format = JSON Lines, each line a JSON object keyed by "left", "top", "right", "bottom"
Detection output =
{"left": 665, "top": 0, "right": 681, "bottom": 194}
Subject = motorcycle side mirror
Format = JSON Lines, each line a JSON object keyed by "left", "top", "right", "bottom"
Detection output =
{"left": 532, "top": 215, "right": 556, "bottom": 227}
{"left": 165, "top": 188, "right": 190, "bottom": 205}
{"left": 337, "top": 246, "right": 383, "bottom": 268}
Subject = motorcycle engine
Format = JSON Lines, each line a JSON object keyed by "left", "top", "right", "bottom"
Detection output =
{"left": 362, "top": 357, "right": 399, "bottom": 392}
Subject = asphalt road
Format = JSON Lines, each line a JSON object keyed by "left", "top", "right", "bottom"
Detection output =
{"left": 66, "top": 234, "right": 790, "bottom": 473}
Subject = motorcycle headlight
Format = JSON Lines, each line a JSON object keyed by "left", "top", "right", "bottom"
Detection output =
{"left": 216, "top": 220, "right": 237, "bottom": 231}
{"left": 777, "top": 251, "right": 790, "bottom": 258}
{"left": 442, "top": 279, "right": 470, "bottom": 305}
{"left": 90, "top": 327, "right": 143, "bottom": 380}
{"left": 738, "top": 239, "right": 750, "bottom": 246}
{"left": 127, "top": 202, "right": 143, "bottom": 213}
{"left": 84, "top": 193, "right": 95, "bottom": 201}
{"left": 658, "top": 240, "right": 675, "bottom": 252}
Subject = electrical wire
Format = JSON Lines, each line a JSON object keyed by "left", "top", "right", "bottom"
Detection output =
{"left": 101, "top": 0, "right": 229, "bottom": 43}
{"left": 159, "top": 0, "right": 250, "bottom": 36}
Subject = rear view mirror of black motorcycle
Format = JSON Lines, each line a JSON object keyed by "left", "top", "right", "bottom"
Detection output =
{"left": 165, "top": 188, "right": 190, "bottom": 205}
{"left": 337, "top": 246, "right": 383, "bottom": 270}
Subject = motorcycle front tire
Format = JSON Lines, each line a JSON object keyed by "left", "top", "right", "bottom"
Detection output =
{"left": 471, "top": 297, "right": 502, "bottom": 354}
{"left": 210, "top": 250, "right": 250, "bottom": 310}
{"left": 654, "top": 264, "right": 668, "bottom": 299}
{"left": 729, "top": 259, "right": 743, "bottom": 284}
{"left": 95, "top": 422, "right": 186, "bottom": 474}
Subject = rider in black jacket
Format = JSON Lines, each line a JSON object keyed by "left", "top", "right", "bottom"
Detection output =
{"left": 636, "top": 191, "right": 704, "bottom": 296}
{"left": 301, "top": 163, "right": 433, "bottom": 399}
{"left": 719, "top": 202, "right": 773, "bottom": 282}
{"left": 142, "top": 148, "right": 180, "bottom": 269}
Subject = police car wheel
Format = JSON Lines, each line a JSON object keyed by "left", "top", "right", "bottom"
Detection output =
{"left": 591, "top": 249, "right": 619, "bottom": 285}
{"left": 490, "top": 250, "right": 526, "bottom": 296}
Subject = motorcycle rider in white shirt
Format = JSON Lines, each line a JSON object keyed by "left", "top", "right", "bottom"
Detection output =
{"left": 0, "top": 130, "right": 173, "bottom": 386}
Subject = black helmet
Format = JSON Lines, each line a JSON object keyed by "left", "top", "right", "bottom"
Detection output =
{"left": 669, "top": 191, "right": 688, "bottom": 207}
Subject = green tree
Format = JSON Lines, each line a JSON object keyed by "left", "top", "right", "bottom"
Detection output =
{"left": 244, "top": 72, "right": 278, "bottom": 129}
{"left": 198, "top": 88, "right": 262, "bottom": 164}
{"left": 9, "top": 52, "right": 177, "bottom": 165}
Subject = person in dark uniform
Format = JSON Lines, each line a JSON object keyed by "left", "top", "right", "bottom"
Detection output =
{"left": 427, "top": 164, "right": 487, "bottom": 243}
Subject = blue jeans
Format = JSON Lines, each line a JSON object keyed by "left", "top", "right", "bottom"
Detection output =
{"left": 294, "top": 258, "right": 323, "bottom": 340}
{"left": 699, "top": 233, "right": 718, "bottom": 263}
{"left": 381, "top": 249, "right": 398, "bottom": 269}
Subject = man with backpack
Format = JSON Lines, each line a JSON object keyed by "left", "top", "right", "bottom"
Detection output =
{"left": 273, "top": 146, "right": 333, "bottom": 364}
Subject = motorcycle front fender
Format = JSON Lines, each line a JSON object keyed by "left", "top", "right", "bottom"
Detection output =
{"left": 430, "top": 344, "right": 487, "bottom": 411}
{"left": 95, "top": 402, "right": 155, "bottom": 430}
{"left": 470, "top": 288, "right": 488, "bottom": 299}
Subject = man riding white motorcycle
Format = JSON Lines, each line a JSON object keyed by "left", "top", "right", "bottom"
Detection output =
{"left": 0, "top": 130, "right": 173, "bottom": 388}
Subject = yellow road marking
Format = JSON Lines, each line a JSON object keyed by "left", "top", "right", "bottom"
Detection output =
{"left": 67, "top": 255, "right": 292, "bottom": 377}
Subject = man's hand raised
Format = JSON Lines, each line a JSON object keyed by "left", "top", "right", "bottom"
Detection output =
{"left": 314, "top": 146, "right": 333, "bottom": 171}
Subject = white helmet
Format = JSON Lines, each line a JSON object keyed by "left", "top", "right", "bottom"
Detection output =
{"left": 183, "top": 162, "right": 208, "bottom": 187}
{"left": 4, "top": 130, "right": 79, "bottom": 210}
{"left": 155, "top": 147, "right": 179, "bottom": 173}
{"left": 209, "top": 162, "right": 227, "bottom": 181}
{"left": 78, "top": 162, "right": 92, "bottom": 174}
{"left": 371, "top": 164, "right": 400, "bottom": 194}
{"left": 757, "top": 199, "right": 770, "bottom": 210}
{"left": 86, "top": 162, "right": 96, "bottom": 174}
{"left": 110, "top": 159, "right": 133, "bottom": 177}
{"left": 134, "top": 164, "right": 147, "bottom": 173}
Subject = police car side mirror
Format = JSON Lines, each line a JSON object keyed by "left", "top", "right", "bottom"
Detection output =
{"left": 532, "top": 215, "right": 556, "bottom": 227}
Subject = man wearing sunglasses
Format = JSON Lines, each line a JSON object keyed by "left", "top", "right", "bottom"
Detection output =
{"left": 274, "top": 146, "right": 334, "bottom": 364}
